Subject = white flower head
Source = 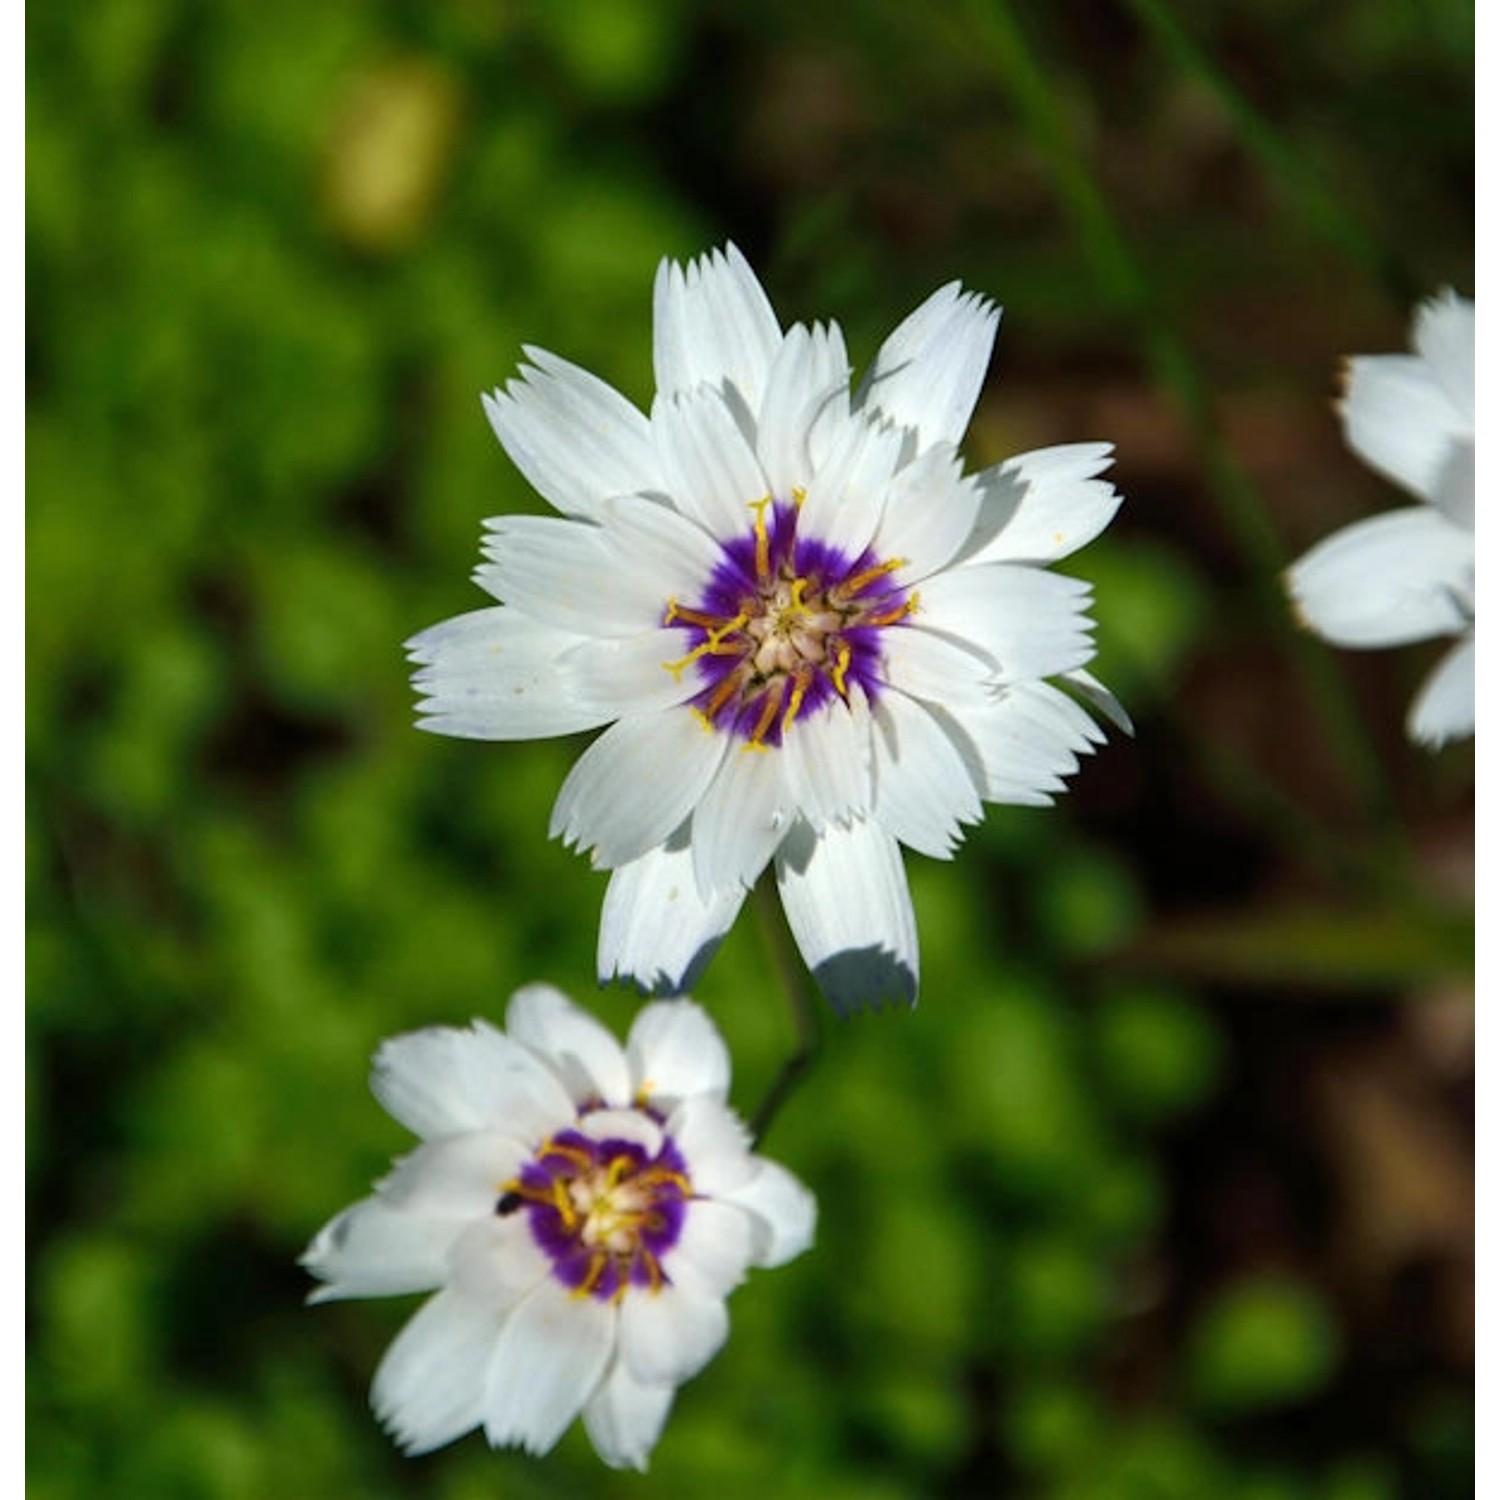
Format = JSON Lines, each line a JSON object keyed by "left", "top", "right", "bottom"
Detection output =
{"left": 409, "top": 244, "right": 1127, "bottom": 1010}
{"left": 1287, "top": 288, "right": 1475, "bottom": 748}
{"left": 302, "top": 984, "right": 816, "bottom": 1471}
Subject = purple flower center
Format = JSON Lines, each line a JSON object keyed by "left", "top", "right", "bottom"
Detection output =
{"left": 663, "top": 497, "right": 915, "bottom": 749}
{"left": 502, "top": 1127, "right": 691, "bottom": 1301}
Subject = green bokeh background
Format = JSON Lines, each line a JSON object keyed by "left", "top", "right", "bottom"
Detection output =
{"left": 28, "top": 2, "right": 1473, "bottom": 1497}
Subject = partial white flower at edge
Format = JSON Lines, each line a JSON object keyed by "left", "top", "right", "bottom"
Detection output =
{"left": 1287, "top": 288, "right": 1475, "bottom": 749}
{"left": 409, "top": 244, "right": 1130, "bottom": 1011}
{"left": 302, "top": 985, "right": 815, "bottom": 1470}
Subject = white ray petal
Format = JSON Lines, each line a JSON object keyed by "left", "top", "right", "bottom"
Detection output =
{"left": 407, "top": 608, "right": 614, "bottom": 741}
{"left": 478, "top": 512, "right": 674, "bottom": 637}
{"left": 689, "top": 740, "right": 791, "bottom": 897}
{"left": 756, "top": 320, "right": 852, "bottom": 499}
{"left": 1407, "top": 633, "right": 1475, "bottom": 748}
{"left": 599, "top": 843, "right": 747, "bottom": 994}
{"left": 1342, "top": 352, "right": 1471, "bottom": 502}
{"left": 652, "top": 385, "right": 772, "bottom": 538}
{"left": 505, "top": 982, "right": 631, "bottom": 1107}
{"left": 1287, "top": 507, "right": 1473, "bottom": 648}
{"left": 371, "top": 1286, "right": 501, "bottom": 1455}
{"left": 626, "top": 999, "right": 732, "bottom": 1110}
{"left": 370, "top": 1021, "right": 575, "bottom": 1143}
{"left": 1412, "top": 288, "right": 1474, "bottom": 427}
{"left": 618, "top": 1281, "right": 729, "bottom": 1387}
{"left": 653, "top": 242, "right": 783, "bottom": 410}
{"left": 796, "top": 412, "right": 904, "bottom": 561}
{"left": 582, "top": 1362, "right": 676, "bottom": 1472}
{"left": 874, "top": 441, "right": 983, "bottom": 581}
{"left": 857, "top": 283, "right": 1001, "bottom": 446}
{"left": 550, "top": 711, "right": 728, "bottom": 869}
{"left": 483, "top": 1280, "right": 615, "bottom": 1455}
{"left": 916, "top": 563, "right": 1096, "bottom": 682}
{"left": 301, "top": 1198, "right": 466, "bottom": 1304}
{"left": 782, "top": 688, "right": 875, "bottom": 832}
{"left": 961, "top": 443, "right": 1122, "bottom": 565}
{"left": 482, "top": 349, "right": 658, "bottom": 520}
{"left": 775, "top": 818, "right": 918, "bottom": 1012}
{"left": 719, "top": 1159, "right": 819, "bottom": 1268}
{"left": 871, "top": 691, "right": 983, "bottom": 858}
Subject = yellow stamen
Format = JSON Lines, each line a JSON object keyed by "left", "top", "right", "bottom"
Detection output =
{"left": 574, "top": 1250, "right": 607, "bottom": 1299}
{"left": 664, "top": 598, "right": 727, "bottom": 631}
{"left": 744, "top": 686, "right": 783, "bottom": 752}
{"left": 791, "top": 485, "right": 807, "bottom": 508}
{"left": 837, "top": 556, "right": 908, "bottom": 600}
{"left": 749, "top": 496, "right": 773, "bottom": 577}
{"left": 662, "top": 612, "right": 748, "bottom": 680}
{"left": 861, "top": 593, "right": 919, "bottom": 628}
{"left": 829, "top": 641, "right": 852, "bottom": 698}
{"left": 781, "top": 664, "right": 814, "bottom": 734}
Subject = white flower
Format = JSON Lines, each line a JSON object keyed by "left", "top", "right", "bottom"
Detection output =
{"left": 302, "top": 984, "right": 815, "bottom": 1471}
{"left": 409, "top": 244, "right": 1127, "bottom": 1009}
{"left": 1287, "top": 289, "right": 1475, "bottom": 748}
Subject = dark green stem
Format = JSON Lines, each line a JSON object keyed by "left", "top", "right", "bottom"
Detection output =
{"left": 747, "top": 876, "right": 822, "bottom": 1146}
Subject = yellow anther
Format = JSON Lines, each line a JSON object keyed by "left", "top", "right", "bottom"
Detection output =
{"left": 662, "top": 612, "right": 748, "bottom": 680}
{"left": 862, "top": 592, "right": 919, "bottom": 629}
{"left": 749, "top": 496, "right": 773, "bottom": 577}
{"left": 839, "top": 556, "right": 909, "bottom": 599}
{"left": 791, "top": 485, "right": 807, "bottom": 508}
{"left": 745, "top": 687, "right": 783, "bottom": 752}
{"left": 781, "top": 665, "right": 814, "bottom": 734}
{"left": 785, "top": 576, "right": 812, "bottom": 616}
{"left": 830, "top": 641, "right": 852, "bottom": 698}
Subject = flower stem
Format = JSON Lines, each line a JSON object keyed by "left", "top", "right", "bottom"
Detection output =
{"left": 748, "top": 876, "right": 822, "bottom": 1146}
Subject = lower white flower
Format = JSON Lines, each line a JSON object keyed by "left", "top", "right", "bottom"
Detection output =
{"left": 302, "top": 984, "right": 816, "bottom": 1470}
{"left": 408, "top": 243, "right": 1128, "bottom": 1011}
{"left": 1287, "top": 288, "right": 1474, "bottom": 748}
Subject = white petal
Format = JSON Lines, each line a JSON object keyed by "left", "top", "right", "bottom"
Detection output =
{"left": 1431, "top": 436, "right": 1475, "bottom": 531}
{"left": 583, "top": 1362, "right": 677, "bottom": 1472}
{"left": 774, "top": 818, "right": 918, "bottom": 1012}
{"left": 575, "top": 1107, "right": 665, "bottom": 1155}
{"left": 782, "top": 687, "right": 875, "bottom": 833}
{"left": 407, "top": 608, "right": 614, "bottom": 741}
{"left": 505, "top": 983, "right": 631, "bottom": 1107}
{"left": 1412, "top": 289, "right": 1474, "bottom": 427}
{"left": 481, "top": 349, "right": 658, "bottom": 521}
{"left": 796, "top": 412, "right": 904, "bottom": 562}
{"left": 301, "top": 1198, "right": 464, "bottom": 1303}
{"left": 719, "top": 1159, "right": 818, "bottom": 1268}
{"left": 756, "top": 320, "right": 852, "bottom": 498}
{"left": 372, "top": 1286, "right": 501, "bottom": 1454}
{"left": 880, "top": 622, "right": 998, "bottom": 702}
{"left": 1342, "top": 351, "right": 1471, "bottom": 502}
{"left": 689, "top": 741, "right": 791, "bottom": 897}
{"left": 598, "top": 843, "right": 747, "bottom": 994}
{"left": 376, "top": 1132, "right": 531, "bottom": 1218}
{"left": 652, "top": 385, "right": 771, "bottom": 538}
{"left": 874, "top": 441, "right": 983, "bottom": 581}
{"left": 857, "top": 282, "right": 1000, "bottom": 446}
{"left": 626, "top": 999, "right": 732, "bottom": 1109}
{"left": 563, "top": 629, "right": 703, "bottom": 719}
{"left": 484, "top": 1280, "right": 615, "bottom": 1455}
{"left": 665, "top": 1094, "right": 758, "bottom": 1194}
{"left": 446, "top": 1215, "right": 553, "bottom": 1309}
{"left": 917, "top": 563, "right": 1096, "bottom": 682}
{"left": 550, "top": 711, "right": 729, "bottom": 868}
{"left": 871, "top": 691, "right": 983, "bottom": 858}
{"left": 1287, "top": 507, "right": 1473, "bottom": 648}
{"left": 477, "top": 512, "right": 671, "bottom": 638}
{"left": 618, "top": 1281, "right": 729, "bottom": 1386}
{"left": 1059, "top": 666, "right": 1133, "bottom": 736}
{"left": 370, "top": 1021, "right": 575, "bottom": 1143}
{"left": 945, "top": 680, "right": 1103, "bottom": 805}
{"left": 961, "top": 443, "right": 1122, "bottom": 565}
{"left": 666, "top": 1199, "right": 758, "bottom": 1297}
{"left": 653, "top": 242, "right": 783, "bottom": 409}
{"left": 1407, "top": 633, "right": 1475, "bottom": 748}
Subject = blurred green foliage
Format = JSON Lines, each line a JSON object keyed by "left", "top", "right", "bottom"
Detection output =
{"left": 29, "top": 1, "right": 1471, "bottom": 1498}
